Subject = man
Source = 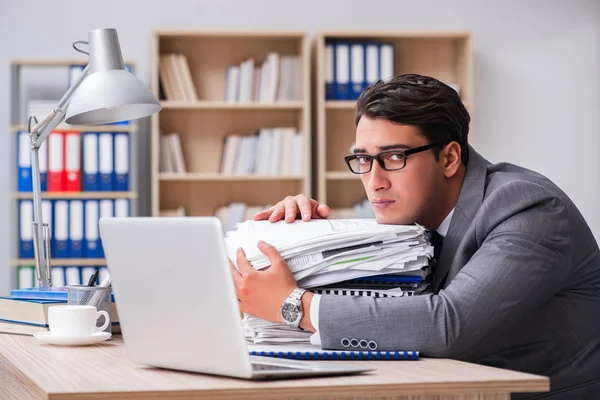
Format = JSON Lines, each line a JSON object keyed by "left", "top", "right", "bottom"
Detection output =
{"left": 229, "top": 74, "right": 600, "bottom": 399}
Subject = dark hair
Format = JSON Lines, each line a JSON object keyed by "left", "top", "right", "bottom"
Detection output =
{"left": 355, "top": 74, "right": 470, "bottom": 165}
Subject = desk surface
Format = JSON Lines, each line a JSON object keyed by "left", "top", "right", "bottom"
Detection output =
{"left": 0, "top": 334, "right": 549, "bottom": 400}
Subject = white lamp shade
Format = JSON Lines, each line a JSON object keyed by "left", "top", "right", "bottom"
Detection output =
{"left": 65, "top": 69, "right": 161, "bottom": 125}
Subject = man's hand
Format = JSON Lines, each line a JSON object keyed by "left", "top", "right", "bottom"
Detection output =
{"left": 253, "top": 194, "right": 331, "bottom": 223}
{"left": 230, "top": 241, "right": 304, "bottom": 324}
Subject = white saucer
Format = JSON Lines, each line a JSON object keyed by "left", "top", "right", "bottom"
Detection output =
{"left": 33, "top": 331, "right": 111, "bottom": 346}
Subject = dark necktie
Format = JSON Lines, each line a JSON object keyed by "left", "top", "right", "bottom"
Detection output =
{"left": 425, "top": 230, "right": 444, "bottom": 262}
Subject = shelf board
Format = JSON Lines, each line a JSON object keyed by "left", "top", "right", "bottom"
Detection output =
{"left": 10, "top": 124, "right": 136, "bottom": 133}
{"left": 159, "top": 101, "right": 304, "bottom": 110}
{"left": 159, "top": 173, "right": 304, "bottom": 182}
{"left": 11, "top": 59, "right": 135, "bottom": 67}
{"left": 11, "top": 259, "right": 106, "bottom": 267}
{"left": 326, "top": 171, "right": 361, "bottom": 180}
{"left": 12, "top": 192, "right": 138, "bottom": 200}
{"left": 155, "top": 29, "right": 307, "bottom": 38}
{"left": 320, "top": 30, "right": 471, "bottom": 39}
{"left": 325, "top": 101, "right": 357, "bottom": 109}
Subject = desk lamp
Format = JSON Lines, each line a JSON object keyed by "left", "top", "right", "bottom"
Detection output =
{"left": 26, "top": 28, "right": 161, "bottom": 289}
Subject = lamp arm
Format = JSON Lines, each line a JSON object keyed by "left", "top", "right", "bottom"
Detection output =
{"left": 31, "top": 63, "right": 90, "bottom": 148}
{"left": 28, "top": 63, "right": 90, "bottom": 288}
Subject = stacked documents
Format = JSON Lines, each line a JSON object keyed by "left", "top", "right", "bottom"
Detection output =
{"left": 224, "top": 219, "right": 434, "bottom": 345}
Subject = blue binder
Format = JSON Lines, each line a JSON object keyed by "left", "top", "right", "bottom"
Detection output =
{"left": 325, "top": 42, "right": 336, "bottom": 100}
{"left": 349, "top": 42, "right": 365, "bottom": 100}
{"left": 98, "top": 132, "right": 114, "bottom": 191}
{"left": 18, "top": 200, "right": 34, "bottom": 258}
{"left": 68, "top": 200, "right": 84, "bottom": 258}
{"left": 17, "top": 131, "right": 32, "bottom": 192}
{"left": 113, "top": 132, "right": 129, "bottom": 191}
{"left": 335, "top": 42, "right": 350, "bottom": 100}
{"left": 53, "top": 200, "right": 69, "bottom": 259}
{"left": 82, "top": 132, "right": 99, "bottom": 191}
{"left": 84, "top": 200, "right": 102, "bottom": 258}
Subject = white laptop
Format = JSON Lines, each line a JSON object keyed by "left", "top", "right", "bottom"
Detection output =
{"left": 99, "top": 216, "right": 372, "bottom": 379}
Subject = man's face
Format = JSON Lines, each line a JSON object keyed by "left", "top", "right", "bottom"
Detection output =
{"left": 354, "top": 117, "right": 445, "bottom": 226}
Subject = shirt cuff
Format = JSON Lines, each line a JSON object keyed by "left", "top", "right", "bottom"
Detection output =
{"left": 309, "top": 293, "right": 322, "bottom": 346}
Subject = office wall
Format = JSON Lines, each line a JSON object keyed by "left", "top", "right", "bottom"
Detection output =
{"left": 0, "top": 0, "right": 598, "bottom": 295}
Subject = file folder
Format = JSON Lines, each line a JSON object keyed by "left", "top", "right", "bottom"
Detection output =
{"left": 379, "top": 42, "right": 394, "bottom": 82}
{"left": 47, "top": 131, "right": 65, "bottom": 192}
{"left": 53, "top": 200, "right": 69, "bottom": 258}
{"left": 350, "top": 43, "right": 365, "bottom": 99}
{"left": 335, "top": 43, "right": 350, "bottom": 100}
{"left": 69, "top": 200, "right": 84, "bottom": 258}
{"left": 84, "top": 200, "right": 101, "bottom": 258}
{"left": 82, "top": 132, "right": 99, "bottom": 191}
{"left": 114, "top": 132, "right": 129, "bottom": 191}
{"left": 51, "top": 266, "right": 66, "bottom": 288}
{"left": 99, "top": 199, "right": 114, "bottom": 257}
{"left": 19, "top": 200, "right": 34, "bottom": 258}
{"left": 114, "top": 199, "right": 130, "bottom": 218}
{"left": 98, "top": 133, "right": 114, "bottom": 191}
{"left": 42, "top": 200, "right": 53, "bottom": 257}
{"left": 64, "top": 132, "right": 81, "bottom": 192}
{"left": 17, "top": 131, "right": 32, "bottom": 192}
{"left": 325, "top": 43, "right": 336, "bottom": 100}
{"left": 365, "top": 43, "right": 379, "bottom": 89}
{"left": 39, "top": 139, "right": 48, "bottom": 192}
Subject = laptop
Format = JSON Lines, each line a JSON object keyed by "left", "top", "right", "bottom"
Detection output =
{"left": 99, "top": 216, "right": 372, "bottom": 379}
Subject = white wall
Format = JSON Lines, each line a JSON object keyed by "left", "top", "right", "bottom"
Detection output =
{"left": 1, "top": 0, "right": 598, "bottom": 295}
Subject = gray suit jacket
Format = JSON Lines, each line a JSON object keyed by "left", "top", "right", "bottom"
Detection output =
{"left": 319, "top": 146, "right": 600, "bottom": 399}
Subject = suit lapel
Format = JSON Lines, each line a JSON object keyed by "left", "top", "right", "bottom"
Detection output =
{"left": 432, "top": 146, "right": 488, "bottom": 293}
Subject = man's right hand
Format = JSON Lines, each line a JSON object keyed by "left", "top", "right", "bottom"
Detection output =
{"left": 253, "top": 194, "right": 330, "bottom": 223}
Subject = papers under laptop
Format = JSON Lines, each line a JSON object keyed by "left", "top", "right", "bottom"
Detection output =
{"left": 99, "top": 216, "right": 373, "bottom": 380}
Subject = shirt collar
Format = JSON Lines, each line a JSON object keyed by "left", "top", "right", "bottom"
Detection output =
{"left": 436, "top": 208, "right": 455, "bottom": 237}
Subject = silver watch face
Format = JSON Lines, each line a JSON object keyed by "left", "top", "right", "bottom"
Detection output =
{"left": 281, "top": 302, "right": 300, "bottom": 323}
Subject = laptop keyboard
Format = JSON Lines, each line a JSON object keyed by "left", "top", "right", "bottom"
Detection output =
{"left": 252, "top": 362, "right": 302, "bottom": 371}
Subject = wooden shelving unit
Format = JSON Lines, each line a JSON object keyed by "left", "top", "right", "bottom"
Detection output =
{"left": 151, "top": 30, "right": 311, "bottom": 218}
{"left": 313, "top": 31, "right": 473, "bottom": 212}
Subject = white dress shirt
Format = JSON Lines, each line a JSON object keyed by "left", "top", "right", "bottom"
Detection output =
{"left": 308, "top": 209, "right": 455, "bottom": 346}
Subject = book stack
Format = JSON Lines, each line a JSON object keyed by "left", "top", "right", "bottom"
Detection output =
{"left": 224, "top": 219, "right": 434, "bottom": 346}
{"left": 158, "top": 54, "right": 198, "bottom": 101}
{"left": 0, "top": 294, "right": 120, "bottom": 336}
{"left": 224, "top": 52, "right": 302, "bottom": 103}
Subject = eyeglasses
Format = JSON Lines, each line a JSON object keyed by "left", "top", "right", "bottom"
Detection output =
{"left": 344, "top": 143, "right": 439, "bottom": 174}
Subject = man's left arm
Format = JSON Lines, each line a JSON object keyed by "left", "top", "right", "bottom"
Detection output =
{"left": 317, "top": 183, "right": 573, "bottom": 357}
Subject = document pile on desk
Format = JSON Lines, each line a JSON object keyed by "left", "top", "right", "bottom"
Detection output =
{"left": 225, "top": 218, "right": 434, "bottom": 345}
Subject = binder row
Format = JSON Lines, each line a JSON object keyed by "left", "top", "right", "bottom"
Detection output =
{"left": 17, "top": 131, "right": 130, "bottom": 193}
{"left": 325, "top": 40, "right": 394, "bottom": 100}
{"left": 18, "top": 199, "right": 130, "bottom": 259}
{"left": 16, "top": 265, "right": 109, "bottom": 289}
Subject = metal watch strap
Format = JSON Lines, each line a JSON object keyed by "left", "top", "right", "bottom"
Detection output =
{"left": 288, "top": 288, "right": 306, "bottom": 302}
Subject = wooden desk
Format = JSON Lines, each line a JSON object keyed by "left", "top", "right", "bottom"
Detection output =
{"left": 0, "top": 334, "right": 549, "bottom": 399}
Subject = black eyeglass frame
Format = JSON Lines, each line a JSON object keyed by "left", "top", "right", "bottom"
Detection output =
{"left": 344, "top": 143, "right": 440, "bottom": 174}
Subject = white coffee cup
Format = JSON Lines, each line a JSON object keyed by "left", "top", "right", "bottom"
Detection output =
{"left": 48, "top": 305, "right": 110, "bottom": 337}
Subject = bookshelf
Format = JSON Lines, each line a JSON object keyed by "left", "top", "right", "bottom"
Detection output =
{"left": 8, "top": 60, "right": 139, "bottom": 291}
{"left": 151, "top": 30, "right": 311, "bottom": 223}
{"left": 313, "top": 31, "right": 473, "bottom": 215}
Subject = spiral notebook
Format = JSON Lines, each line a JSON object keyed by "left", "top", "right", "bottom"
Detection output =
{"left": 248, "top": 344, "right": 419, "bottom": 361}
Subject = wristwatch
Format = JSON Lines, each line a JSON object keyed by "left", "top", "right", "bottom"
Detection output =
{"left": 280, "top": 288, "right": 307, "bottom": 328}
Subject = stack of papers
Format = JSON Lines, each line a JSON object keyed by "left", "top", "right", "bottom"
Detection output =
{"left": 224, "top": 219, "right": 434, "bottom": 345}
